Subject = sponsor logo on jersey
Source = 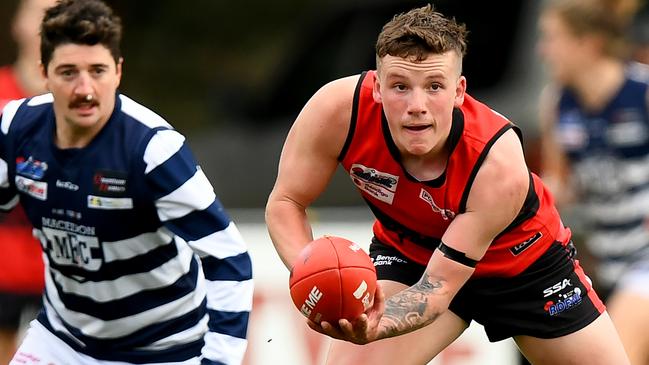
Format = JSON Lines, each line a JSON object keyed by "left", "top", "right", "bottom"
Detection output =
{"left": 419, "top": 188, "right": 456, "bottom": 220}
{"left": 39, "top": 218, "right": 101, "bottom": 271}
{"left": 372, "top": 254, "right": 407, "bottom": 267}
{"left": 87, "top": 195, "right": 133, "bottom": 210}
{"left": 93, "top": 170, "right": 128, "bottom": 196}
{"left": 51, "top": 208, "right": 82, "bottom": 220}
{"left": 16, "top": 156, "right": 48, "bottom": 180}
{"left": 41, "top": 217, "right": 95, "bottom": 235}
{"left": 350, "top": 164, "right": 398, "bottom": 204}
{"left": 509, "top": 232, "right": 542, "bottom": 256}
{"left": 56, "top": 180, "right": 79, "bottom": 191}
{"left": 15, "top": 175, "right": 47, "bottom": 200}
{"left": 543, "top": 287, "right": 582, "bottom": 316}
{"left": 543, "top": 278, "right": 572, "bottom": 297}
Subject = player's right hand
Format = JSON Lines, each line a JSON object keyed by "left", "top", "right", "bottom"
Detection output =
{"left": 307, "top": 282, "right": 386, "bottom": 344}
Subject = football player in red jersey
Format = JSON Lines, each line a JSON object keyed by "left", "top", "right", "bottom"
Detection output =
{"left": 266, "top": 5, "right": 630, "bottom": 364}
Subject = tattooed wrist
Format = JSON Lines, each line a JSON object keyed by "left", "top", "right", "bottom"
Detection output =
{"left": 378, "top": 274, "right": 446, "bottom": 339}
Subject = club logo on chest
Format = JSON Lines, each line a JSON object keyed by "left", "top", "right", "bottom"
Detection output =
{"left": 419, "top": 188, "right": 455, "bottom": 220}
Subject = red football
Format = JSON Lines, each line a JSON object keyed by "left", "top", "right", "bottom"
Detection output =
{"left": 289, "top": 235, "right": 377, "bottom": 323}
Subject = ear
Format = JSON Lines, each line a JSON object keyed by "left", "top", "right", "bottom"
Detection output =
{"left": 372, "top": 73, "right": 382, "bottom": 104}
{"left": 454, "top": 75, "right": 466, "bottom": 107}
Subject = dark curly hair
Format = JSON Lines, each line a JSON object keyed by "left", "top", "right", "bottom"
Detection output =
{"left": 40, "top": 0, "right": 122, "bottom": 71}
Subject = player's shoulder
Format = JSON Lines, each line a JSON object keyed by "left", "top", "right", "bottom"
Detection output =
{"left": 298, "top": 74, "right": 362, "bottom": 130}
{"left": 316, "top": 74, "right": 362, "bottom": 107}
{"left": 322, "top": 73, "right": 363, "bottom": 91}
{"left": 117, "top": 94, "right": 173, "bottom": 132}
{"left": 460, "top": 93, "right": 513, "bottom": 126}
{"left": 114, "top": 94, "right": 187, "bottom": 162}
{"left": 1, "top": 93, "right": 53, "bottom": 136}
{"left": 474, "top": 127, "right": 529, "bottom": 201}
{"left": 539, "top": 83, "right": 561, "bottom": 104}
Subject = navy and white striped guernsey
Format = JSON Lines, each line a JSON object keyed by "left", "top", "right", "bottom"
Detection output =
{"left": 555, "top": 62, "right": 649, "bottom": 288}
{"left": 0, "top": 93, "right": 253, "bottom": 364}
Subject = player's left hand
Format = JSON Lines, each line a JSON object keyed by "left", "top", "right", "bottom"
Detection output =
{"left": 307, "top": 283, "right": 386, "bottom": 344}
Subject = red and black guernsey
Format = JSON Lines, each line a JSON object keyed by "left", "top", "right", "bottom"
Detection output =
{"left": 339, "top": 71, "right": 570, "bottom": 277}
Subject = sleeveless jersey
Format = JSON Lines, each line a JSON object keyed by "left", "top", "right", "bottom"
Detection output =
{"left": 340, "top": 71, "right": 569, "bottom": 277}
{"left": 555, "top": 62, "right": 649, "bottom": 287}
{"left": 0, "top": 65, "right": 44, "bottom": 294}
{"left": 0, "top": 94, "right": 252, "bottom": 364}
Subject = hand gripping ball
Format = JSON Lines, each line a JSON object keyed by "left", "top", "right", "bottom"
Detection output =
{"left": 289, "top": 235, "right": 377, "bottom": 323}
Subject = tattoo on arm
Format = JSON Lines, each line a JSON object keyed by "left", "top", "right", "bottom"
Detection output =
{"left": 380, "top": 274, "right": 446, "bottom": 338}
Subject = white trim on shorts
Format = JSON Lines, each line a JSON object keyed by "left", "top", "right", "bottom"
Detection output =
{"left": 10, "top": 320, "right": 202, "bottom": 365}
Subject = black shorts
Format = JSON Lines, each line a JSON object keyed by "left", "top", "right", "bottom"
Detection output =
{"left": 369, "top": 238, "right": 604, "bottom": 342}
{"left": 0, "top": 292, "right": 42, "bottom": 330}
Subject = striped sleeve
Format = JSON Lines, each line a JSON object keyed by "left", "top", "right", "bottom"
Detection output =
{"left": 0, "top": 100, "right": 22, "bottom": 211}
{"left": 143, "top": 129, "right": 252, "bottom": 365}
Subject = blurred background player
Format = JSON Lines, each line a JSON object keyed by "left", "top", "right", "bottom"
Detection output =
{"left": 1, "top": 0, "right": 253, "bottom": 364}
{"left": 629, "top": 2, "right": 649, "bottom": 65}
{"left": 537, "top": 0, "right": 649, "bottom": 363}
{"left": 0, "top": 0, "right": 55, "bottom": 363}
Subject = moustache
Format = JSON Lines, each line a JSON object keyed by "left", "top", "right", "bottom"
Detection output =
{"left": 69, "top": 96, "right": 99, "bottom": 109}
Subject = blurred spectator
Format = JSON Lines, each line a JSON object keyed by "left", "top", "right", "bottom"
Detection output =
{"left": 537, "top": 0, "right": 649, "bottom": 364}
{"left": 629, "top": 3, "right": 649, "bottom": 64}
{"left": 0, "top": 0, "right": 54, "bottom": 363}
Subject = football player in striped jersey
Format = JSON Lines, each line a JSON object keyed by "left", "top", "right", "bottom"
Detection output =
{"left": 1, "top": 0, "right": 253, "bottom": 364}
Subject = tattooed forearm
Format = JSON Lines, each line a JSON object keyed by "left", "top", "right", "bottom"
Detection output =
{"left": 379, "top": 273, "right": 447, "bottom": 339}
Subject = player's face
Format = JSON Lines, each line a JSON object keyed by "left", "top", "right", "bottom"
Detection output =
{"left": 374, "top": 52, "right": 466, "bottom": 159}
{"left": 44, "top": 43, "right": 122, "bottom": 133}
{"left": 537, "top": 10, "right": 590, "bottom": 85}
